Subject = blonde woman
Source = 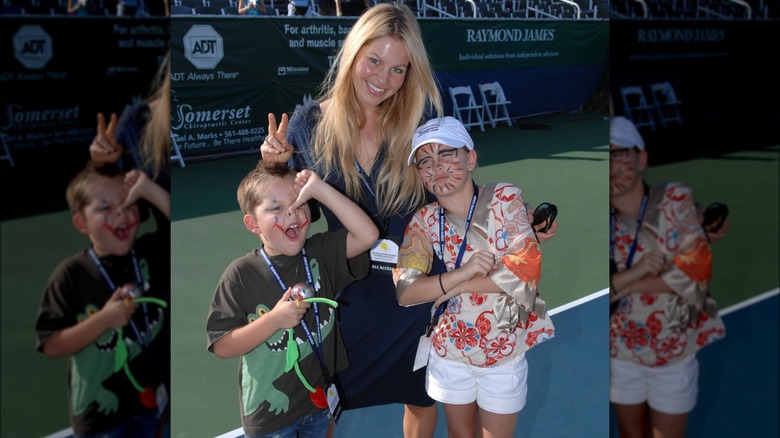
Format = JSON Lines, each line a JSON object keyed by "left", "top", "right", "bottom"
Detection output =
{"left": 261, "top": 4, "right": 446, "bottom": 436}
{"left": 90, "top": 52, "right": 171, "bottom": 227}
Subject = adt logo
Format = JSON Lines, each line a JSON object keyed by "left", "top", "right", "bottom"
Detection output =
{"left": 183, "top": 25, "right": 223, "bottom": 70}
{"left": 13, "top": 25, "right": 53, "bottom": 70}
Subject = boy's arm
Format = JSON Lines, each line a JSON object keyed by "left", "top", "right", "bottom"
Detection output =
{"left": 291, "top": 170, "right": 378, "bottom": 258}
{"left": 610, "top": 274, "right": 675, "bottom": 303}
{"left": 122, "top": 169, "right": 170, "bottom": 220}
{"left": 42, "top": 289, "right": 138, "bottom": 359}
{"left": 211, "top": 287, "right": 309, "bottom": 359}
{"left": 402, "top": 251, "right": 502, "bottom": 307}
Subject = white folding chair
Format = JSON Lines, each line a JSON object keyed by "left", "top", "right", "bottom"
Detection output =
{"left": 449, "top": 85, "right": 484, "bottom": 132}
{"left": 0, "top": 132, "right": 14, "bottom": 168}
{"left": 649, "top": 81, "right": 683, "bottom": 127}
{"left": 620, "top": 85, "right": 655, "bottom": 131}
{"left": 478, "top": 81, "right": 512, "bottom": 128}
{"left": 170, "top": 129, "right": 186, "bottom": 168}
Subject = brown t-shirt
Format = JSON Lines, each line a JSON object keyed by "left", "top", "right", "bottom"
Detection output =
{"left": 206, "top": 228, "right": 368, "bottom": 436}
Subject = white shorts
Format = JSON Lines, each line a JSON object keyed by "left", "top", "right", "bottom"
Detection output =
{"left": 426, "top": 353, "right": 528, "bottom": 414}
{"left": 610, "top": 354, "right": 699, "bottom": 414}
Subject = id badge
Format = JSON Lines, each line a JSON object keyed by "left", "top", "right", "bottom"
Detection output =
{"left": 413, "top": 335, "right": 432, "bottom": 371}
{"left": 326, "top": 383, "right": 342, "bottom": 425}
{"left": 369, "top": 237, "right": 399, "bottom": 275}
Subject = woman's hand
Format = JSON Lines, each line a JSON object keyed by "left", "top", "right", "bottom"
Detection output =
{"left": 260, "top": 112, "right": 292, "bottom": 164}
{"left": 90, "top": 112, "right": 122, "bottom": 167}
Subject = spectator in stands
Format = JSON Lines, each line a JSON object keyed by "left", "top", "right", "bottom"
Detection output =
{"left": 336, "top": 0, "right": 369, "bottom": 16}
{"left": 238, "top": 0, "right": 266, "bottom": 14}
{"left": 261, "top": 4, "right": 557, "bottom": 437}
{"left": 117, "top": 0, "right": 139, "bottom": 16}
{"left": 67, "top": 0, "right": 91, "bottom": 15}
{"left": 287, "top": 0, "right": 312, "bottom": 16}
{"left": 316, "top": 0, "right": 337, "bottom": 15}
{"left": 609, "top": 115, "right": 726, "bottom": 438}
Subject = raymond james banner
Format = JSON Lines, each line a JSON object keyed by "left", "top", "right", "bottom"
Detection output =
{"left": 171, "top": 17, "right": 607, "bottom": 159}
{"left": 610, "top": 19, "right": 779, "bottom": 142}
{"left": 1, "top": 17, "right": 170, "bottom": 168}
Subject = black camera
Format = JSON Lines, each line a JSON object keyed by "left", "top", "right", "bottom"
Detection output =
{"left": 703, "top": 202, "right": 729, "bottom": 233}
{"left": 532, "top": 202, "right": 558, "bottom": 233}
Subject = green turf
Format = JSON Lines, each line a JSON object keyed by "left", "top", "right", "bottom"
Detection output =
{"left": 645, "top": 145, "right": 780, "bottom": 307}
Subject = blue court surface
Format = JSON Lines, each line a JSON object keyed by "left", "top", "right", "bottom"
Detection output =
{"left": 211, "top": 289, "right": 779, "bottom": 438}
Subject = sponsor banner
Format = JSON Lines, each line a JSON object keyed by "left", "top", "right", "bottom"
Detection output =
{"left": 610, "top": 19, "right": 779, "bottom": 135}
{"left": 1, "top": 17, "right": 170, "bottom": 166}
{"left": 423, "top": 19, "right": 607, "bottom": 71}
{"left": 171, "top": 17, "right": 607, "bottom": 158}
{"left": 171, "top": 80, "right": 270, "bottom": 155}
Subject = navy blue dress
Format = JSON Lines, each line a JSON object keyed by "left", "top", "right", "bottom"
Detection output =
{"left": 287, "top": 104, "right": 436, "bottom": 409}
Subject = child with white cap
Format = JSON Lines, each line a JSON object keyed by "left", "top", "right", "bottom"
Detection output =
{"left": 392, "top": 116, "right": 555, "bottom": 437}
{"left": 609, "top": 115, "right": 726, "bottom": 437}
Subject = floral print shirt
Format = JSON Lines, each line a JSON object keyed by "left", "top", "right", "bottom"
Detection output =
{"left": 610, "top": 182, "right": 725, "bottom": 367}
{"left": 394, "top": 183, "right": 554, "bottom": 367}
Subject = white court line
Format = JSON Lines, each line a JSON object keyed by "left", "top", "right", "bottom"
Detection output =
{"left": 41, "top": 427, "right": 73, "bottom": 438}
{"left": 548, "top": 287, "right": 780, "bottom": 317}
{"left": 719, "top": 287, "right": 779, "bottom": 316}
{"left": 216, "top": 428, "right": 244, "bottom": 438}
{"left": 549, "top": 288, "right": 609, "bottom": 316}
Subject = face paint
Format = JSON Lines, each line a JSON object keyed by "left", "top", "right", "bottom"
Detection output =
{"left": 254, "top": 178, "right": 312, "bottom": 256}
{"left": 609, "top": 147, "right": 642, "bottom": 196}
{"left": 415, "top": 144, "right": 470, "bottom": 196}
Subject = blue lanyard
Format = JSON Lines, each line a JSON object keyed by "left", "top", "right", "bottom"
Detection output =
{"left": 428, "top": 181, "right": 479, "bottom": 329}
{"left": 258, "top": 247, "right": 327, "bottom": 375}
{"left": 610, "top": 192, "right": 649, "bottom": 270}
{"left": 88, "top": 247, "right": 150, "bottom": 348}
{"left": 354, "top": 161, "right": 376, "bottom": 199}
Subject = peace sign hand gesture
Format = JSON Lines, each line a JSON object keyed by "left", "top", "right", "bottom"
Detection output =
{"left": 260, "top": 112, "right": 292, "bottom": 164}
{"left": 90, "top": 112, "right": 122, "bottom": 167}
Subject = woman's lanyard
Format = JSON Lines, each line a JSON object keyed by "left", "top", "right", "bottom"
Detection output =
{"left": 610, "top": 189, "right": 649, "bottom": 270}
{"left": 88, "top": 247, "right": 150, "bottom": 348}
{"left": 425, "top": 181, "right": 479, "bottom": 336}
{"left": 259, "top": 247, "right": 331, "bottom": 384}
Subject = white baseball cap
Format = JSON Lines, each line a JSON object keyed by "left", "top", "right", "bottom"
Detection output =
{"left": 408, "top": 116, "right": 475, "bottom": 165}
{"left": 610, "top": 116, "right": 645, "bottom": 150}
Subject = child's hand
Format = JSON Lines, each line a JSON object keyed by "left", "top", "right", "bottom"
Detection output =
{"left": 90, "top": 112, "right": 122, "bottom": 166}
{"left": 273, "top": 287, "right": 310, "bottom": 330}
{"left": 634, "top": 250, "right": 668, "bottom": 277}
{"left": 120, "top": 169, "right": 149, "bottom": 210}
{"left": 535, "top": 219, "right": 558, "bottom": 243}
{"left": 706, "top": 219, "right": 729, "bottom": 243}
{"left": 289, "top": 169, "right": 321, "bottom": 213}
{"left": 101, "top": 289, "right": 139, "bottom": 329}
{"left": 459, "top": 250, "right": 498, "bottom": 280}
{"left": 260, "top": 113, "right": 292, "bottom": 164}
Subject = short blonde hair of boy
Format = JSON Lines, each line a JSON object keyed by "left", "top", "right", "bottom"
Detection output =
{"left": 237, "top": 161, "right": 296, "bottom": 216}
{"left": 66, "top": 162, "right": 124, "bottom": 215}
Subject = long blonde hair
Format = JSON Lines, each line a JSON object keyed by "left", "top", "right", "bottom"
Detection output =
{"left": 139, "top": 52, "right": 170, "bottom": 181}
{"left": 312, "top": 3, "right": 443, "bottom": 218}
